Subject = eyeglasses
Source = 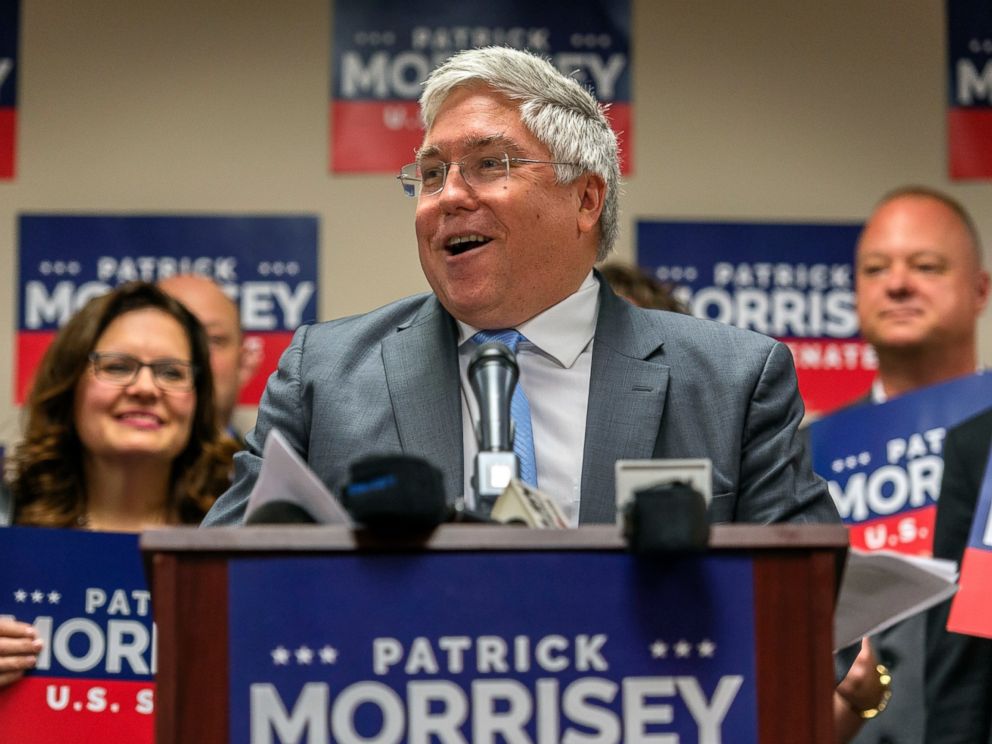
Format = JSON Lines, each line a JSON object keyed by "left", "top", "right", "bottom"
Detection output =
{"left": 88, "top": 352, "right": 197, "bottom": 392}
{"left": 397, "top": 151, "right": 581, "bottom": 197}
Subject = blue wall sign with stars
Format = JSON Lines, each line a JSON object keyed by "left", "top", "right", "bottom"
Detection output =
{"left": 228, "top": 551, "right": 758, "bottom": 743}
{"left": 15, "top": 213, "right": 318, "bottom": 406}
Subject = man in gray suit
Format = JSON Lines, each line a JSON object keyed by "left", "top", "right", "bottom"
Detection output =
{"left": 202, "top": 46, "right": 835, "bottom": 528}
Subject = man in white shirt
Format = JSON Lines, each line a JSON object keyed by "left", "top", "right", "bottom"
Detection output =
{"left": 202, "top": 46, "right": 835, "bottom": 529}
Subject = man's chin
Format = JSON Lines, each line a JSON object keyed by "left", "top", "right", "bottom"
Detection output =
{"left": 871, "top": 334, "right": 936, "bottom": 354}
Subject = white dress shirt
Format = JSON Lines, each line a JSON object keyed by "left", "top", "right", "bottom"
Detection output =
{"left": 456, "top": 271, "right": 600, "bottom": 525}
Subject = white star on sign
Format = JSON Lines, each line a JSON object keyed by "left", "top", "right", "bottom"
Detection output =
{"left": 47, "top": 591, "right": 61, "bottom": 605}
{"left": 295, "top": 646, "right": 314, "bottom": 665}
{"left": 31, "top": 591, "right": 44, "bottom": 603}
{"left": 675, "top": 640, "right": 693, "bottom": 658}
{"left": 271, "top": 646, "right": 290, "bottom": 665}
{"left": 650, "top": 641, "right": 669, "bottom": 659}
{"left": 319, "top": 646, "right": 339, "bottom": 665}
{"left": 14, "top": 589, "right": 27, "bottom": 603}
{"left": 697, "top": 639, "right": 717, "bottom": 658}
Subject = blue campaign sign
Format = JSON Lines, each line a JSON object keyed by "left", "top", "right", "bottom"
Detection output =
{"left": 16, "top": 213, "right": 319, "bottom": 405}
{"left": 0, "top": 0, "right": 17, "bottom": 107}
{"left": 948, "top": 440, "right": 992, "bottom": 637}
{"left": 966, "top": 444, "right": 992, "bottom": 552}
{"left": 947, "top": 0, "right": 992, "bottom": 178}
{"left": 947, "top": 0, "right": 992, "bottom": 109}
{"left": 229, "top": 551, "right": 757, "bottom": 743}
{"left": 0, "top": 0, "right": 19, "bottom": 178}
{"left": 637, "top": 219, "right": 869, "bottom": 414}
{"left": 0, "top": 527, "right": 155, "bottom": 742}
{"left": 808, "top": 372, "right": 992, "bottom": 556}
{"left": 331, "top": 0, "right": 632, "bottom": 173}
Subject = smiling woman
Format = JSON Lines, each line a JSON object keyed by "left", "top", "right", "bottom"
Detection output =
{"left": 0, "top": 282, "right": 239, "bottom": 687}
{"left": 3, "top": 281, "right": 237, "bottom": 531}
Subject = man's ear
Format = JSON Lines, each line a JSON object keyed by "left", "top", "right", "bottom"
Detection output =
{"left": 976, "top": 269, "right": 991, "bottom": 315}
{"left": 576, "top": 173, "right": 607, "bottom": 235}
{"left": 238, "top": 335, "right": 264, "bottom": 388}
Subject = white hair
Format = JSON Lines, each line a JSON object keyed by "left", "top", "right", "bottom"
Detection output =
{"left": 420, "top": 46, "right": 622, "bottom": 260}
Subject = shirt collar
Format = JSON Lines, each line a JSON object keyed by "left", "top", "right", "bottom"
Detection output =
{"left": 456, "top": 271, "right": 599, "bottom": 368}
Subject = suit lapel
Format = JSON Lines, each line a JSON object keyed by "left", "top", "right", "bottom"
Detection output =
{"left": 579, "top": 283, "right": 671, "bottom": 523}
{"left": 381, "top": 298, "right": 464, "bottom": 504}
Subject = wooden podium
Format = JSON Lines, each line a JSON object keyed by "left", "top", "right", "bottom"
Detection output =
{"left": 142, "top": 523, "right": 846, "bottom": 743}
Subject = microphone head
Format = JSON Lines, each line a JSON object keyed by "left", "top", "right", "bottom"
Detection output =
{"left": 468, "top": 341, "right": 518, "bottom": 380}
{"left": 468, "top": 341, "right": 519, "bottom": 455}
{"left": 341, "top": 454, "right": 449, "bottom": 531}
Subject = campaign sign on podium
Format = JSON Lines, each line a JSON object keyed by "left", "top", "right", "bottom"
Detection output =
{"left": 0, "top": 527, "right": 154, "bottom": 743}
{"left": 229, "top": 551, "right": 757, "bottom": 743}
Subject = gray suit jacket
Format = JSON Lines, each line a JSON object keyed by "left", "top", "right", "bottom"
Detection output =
{"left": 202, "top": 280, "right": 837, "bottom": 527}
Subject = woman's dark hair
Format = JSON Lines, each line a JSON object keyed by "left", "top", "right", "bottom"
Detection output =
{"left": 8, "top": 281, "right": 236, "bottom": 526}
{"left": 599, "top": 262, "right": 688, "bottom": 313}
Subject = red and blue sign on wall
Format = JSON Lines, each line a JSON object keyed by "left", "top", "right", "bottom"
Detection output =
{"left": 947, "top": 0, "right": 992, "bottom": 179}
{"left": 229, "top": 551, "right": 757, "bottom": 743}
{"left": 637, "top": 219, "right": 870, "bottom": 415}
{"left": 0, "top": 528, "right": 153, "bottom": 743}
{"left": 808, "top": 373, "right": 992, "bottom": 556}
{"left": 0, "top": 0, "right": 18, "bottom": 178}
{"left": 16, "top": 214, "right": 319, "bottom": 406}
{"left": 330, "top": 0, "right": 632, "bottom": 174}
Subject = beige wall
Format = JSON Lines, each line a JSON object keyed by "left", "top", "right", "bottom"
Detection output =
{"left": 1, "top": 0, "right": 989, "bottom": 443}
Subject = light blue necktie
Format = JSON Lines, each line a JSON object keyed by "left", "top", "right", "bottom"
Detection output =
{"left": 471, "top": 330, "right": 538, "bottom": 487}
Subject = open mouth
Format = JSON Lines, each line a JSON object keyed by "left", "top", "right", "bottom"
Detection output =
{"left": 446, "top": 234, "right": 493, "bottom": 256}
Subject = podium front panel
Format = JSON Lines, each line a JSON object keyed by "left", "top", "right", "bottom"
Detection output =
{"left": 228, "top": 551, "right": 759, "bottom": 743}
{"left": 146, "top": 524, "right": 843, "bottom": 743}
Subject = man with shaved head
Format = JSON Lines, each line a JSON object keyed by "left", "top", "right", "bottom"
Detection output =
{"left": 855, "top": 187, "right": 988, "bottom": 400}
{"left": 833, "top": 187, "right": 990, "bottom": 744}
{"left": 159, "top": 274, "right": 261, "bottom": 434}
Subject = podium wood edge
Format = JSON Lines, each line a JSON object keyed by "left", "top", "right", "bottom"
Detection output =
{"left": 153, "top": 553, "right": 228, "bottom": 742}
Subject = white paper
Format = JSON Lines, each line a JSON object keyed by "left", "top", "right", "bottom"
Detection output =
{"left": 244, "top": 429, "right": 353, "bottom": 525}
{"left": 834, "top": 548, "right": 958, "bottom": 651}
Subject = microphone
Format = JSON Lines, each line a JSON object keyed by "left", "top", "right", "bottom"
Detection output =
{"left": 468, "top": 342, "right": 521, "bottom": 514}
{"left": 340, "top": 454, "right": 449, "bottom": 531}
{"left": 621, "top": 481, "right": 710, "bottom": 553}
{"left": 491, "top": 479, "right": 568, "bottom": 528}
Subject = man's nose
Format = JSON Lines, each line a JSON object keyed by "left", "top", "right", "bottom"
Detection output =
{"left": 884, "top": 263, "right": 913, "bottom": 295}
{"left": 437, "top": 164, "right": 478, "bottom": 207}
